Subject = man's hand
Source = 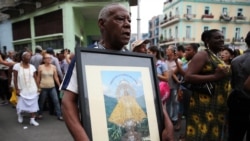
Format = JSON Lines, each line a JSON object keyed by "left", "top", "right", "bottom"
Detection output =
{"left": 162, "top": 106, "right": 174, "bottom": 141}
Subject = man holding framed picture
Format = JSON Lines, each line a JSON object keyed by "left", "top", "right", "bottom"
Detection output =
{"left": 60, "top": 3, "right": 174, "bottom": 141}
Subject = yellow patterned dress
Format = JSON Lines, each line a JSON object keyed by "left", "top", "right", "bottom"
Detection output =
{"left": 186, "top": 49, "right": 231, "bottom": 141}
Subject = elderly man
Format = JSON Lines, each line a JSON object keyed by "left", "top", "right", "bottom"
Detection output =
{"left": 30, "top": 45, "right": 43, "bottom": 70}
{"left": 60, "top": 3, "right": 174, "bottom": 141}
{"left": 131, "top": 39, "right": 150, "bottom": 53}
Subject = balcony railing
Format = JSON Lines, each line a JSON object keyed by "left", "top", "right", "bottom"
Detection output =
{"left": 201, "top": 14, "right": 214, "bottom": 19}
{"left": 234, "top": 37, "right": 244, "bottom": 42}
{"left": 225, "top": 38, "right": 230, "bottom": 42}
{"left": 219, "top": 14, "right": 232, "bottom": 22}
{"left": 0, "top": 0, "right": 15, "bottom": 9}
{"left": 0, "top": 0, "right": 20, "bottom": 18}
{"left": 15, "top": 0, "right": 37, "bottom": 13}
{"left": 183, "top": 14, "right": 196, "bottom": 20}
{"left": 160, "top": 15, "right": 180, "bottom": 28}
{"left": 159, "top": 37, "right": 175, "bottom": 44}
{"left": 234, "top": 15, "right": 246, "bottom": 20}
{"left": 183, "top": 37, "right": 195, "bottom": 41}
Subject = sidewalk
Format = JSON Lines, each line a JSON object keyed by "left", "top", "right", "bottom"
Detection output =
{"left": 0, "top": 101, "right": 73, "bottom": 141}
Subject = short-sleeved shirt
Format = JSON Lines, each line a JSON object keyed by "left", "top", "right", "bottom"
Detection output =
{"left": 231, "top": 48, "right": 250, "bottom": 99}
{"left": 60, "top": 43, "right": 107, "bottom": 94}
{"left": 165, "top": 59, "right": 182, "bottom": 89}
{"left": 13, "top": 63, "right": 37, "bottom": 99}
{"left": 156, "top": 60, "right": 168, "bottom": 76}
{"left": 30, "top": 53, "right": 43, "bottom": 70}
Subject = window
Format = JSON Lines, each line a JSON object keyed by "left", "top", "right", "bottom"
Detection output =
{"left": 235, "top": 28, "right": 240, "bottom": 40}
{"left": 204, "top": 6, "right": 210, "bottom": 15}
{"left": 221, "top": 27, "right": 226, "bottom": 37}
{"left": 237, "top": 8, "right": 243, "bottom": 16}
{"left": 149, "top": 21, "right": 152, "bottom": 29}
{"left": 155, "top": 28, "right": 159, "bottom": 36}
{"left": 204, "top": 26, "right": 209, "bottom": 31}
{"left": 187, "top": 5, "right": 192, "bottom": 15}
{"left": 186, "top": 26, "right": 191, "bottom": 39}
{"left": 175, "top": 7, "right": 179, "bottom": 16}
{"left": 36, "top": 38, "right": 63, "bottom": 50}
{"left": 155, "top": 18, "right": 159, "bottom": 26}
{"left": 169, "top": 29, "right": 172, "bottom": 39}
{"left": 164, "top": 30, "right": 167, "bottom": 39}
{"left": 169, "top": 11, "right": 172, "bottom": 18}
{"left": 156, "top": 38, "right": 159, "bottom": 44}
{"left": 222, "top": 8, "right": 228, "bottom": 15}
{"left": 175, "top": 26, "right": 178, "bottom": 39}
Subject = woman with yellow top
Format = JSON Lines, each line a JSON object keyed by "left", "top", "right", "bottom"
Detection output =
{"left": 184, "top": 29, "right": 231, "bottom": 141}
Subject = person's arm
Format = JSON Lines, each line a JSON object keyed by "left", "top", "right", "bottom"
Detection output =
{"left": 185, "top": 51, "right": 227, "bottom": 83}
{"left": 172, "top": 59, "right": 182, "bottom": 83}
{"left": 65, "top": 52, "right": 71, "bottom": 64}
{"left": 158, "top": 62, "right": 169, "bottom": 82}
{"left": 244, "top": 76, "right": 250, "bottom": 92}
{"left": 174, "top": 59, "right": 185, "bottom": 76}
{"left": 36, "top": 65, "right": 42, "bottom": 92}
{"left": 162, "top": 107, "right": 174, "bottom": 141}
{"left": 13, "top": 70, "right": 20, "bottom": 96}
{"left": 0, "top": 55, "right": 15, "bottom": 66}
{"left": 172, "top": 73, "right": 181, "bottom": 84}
{"left": 158, "top": 70, "right": 169, "bottom": 82}
{"left": 61, "top": 91, "right": 89, "bottom": 141}
{"left": 33, "top": 71, "right": 39, "bottom": 89}
{"left": 53, "top": 58, "right": 64, "bottom": 81}
{"left": 53, "top": 66, "right": 60, "bottom": 87}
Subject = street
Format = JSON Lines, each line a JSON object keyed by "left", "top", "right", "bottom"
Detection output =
{"left": 0, "top": 97, "right": 189, "bottom": 141}
{"left": 0, "top": 101, "right": 73, "bottom": 141}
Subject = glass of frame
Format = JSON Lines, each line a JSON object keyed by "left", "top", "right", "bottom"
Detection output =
{"left": 75, "top": 47, "right": 163, "bottom": 141}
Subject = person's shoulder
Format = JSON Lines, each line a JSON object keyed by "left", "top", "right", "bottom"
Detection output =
{"left": 87, "top": 44, "right": 98, "bottom": 48}
{"left": 232, "top": 53, "right": 243, "bottom": 62}
{"left": 30, "top": 64, "right": 36, "bottom": 69}
{"left": 51, "top": 64, "right": 56, "bottom": 69}
{"left": 87, "top": 42, "right": 98, "bottom": 48}
{"left": 193, "top": 50, "right": 208, "bottom": 59}
{"left": 13, "top": 63, "right": 20, "bottom": 69}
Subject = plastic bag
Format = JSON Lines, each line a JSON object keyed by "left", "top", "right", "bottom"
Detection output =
{"left": 9, "top": 88, "right": 18, "bottom": 106}
{"left": 159, "top": 81, "right": 170, "bottom": 104}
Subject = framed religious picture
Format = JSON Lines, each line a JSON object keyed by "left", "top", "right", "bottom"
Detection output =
{"left": 75, "top": 47, "right": 164, "bottom": 141}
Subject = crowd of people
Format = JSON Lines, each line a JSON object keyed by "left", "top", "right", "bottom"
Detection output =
{"left": 0, "top": 47, "right": 72, "bottom": 126}
{"left": 0, "top": 3, "right": 249, "bottom": 141}
{"left": 132, "top": 29, "right": 249, "bottom": 141}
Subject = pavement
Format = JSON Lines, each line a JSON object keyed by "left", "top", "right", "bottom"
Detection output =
{"left": 0, "top": 99, "right": 187, "bottom": 141}
{"left": 0, "top": 101, "right": 73, "bottom": 141}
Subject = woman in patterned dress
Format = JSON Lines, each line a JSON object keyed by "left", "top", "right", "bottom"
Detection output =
{"left": 184, "top": 29, "right": 231, "bottom": 141}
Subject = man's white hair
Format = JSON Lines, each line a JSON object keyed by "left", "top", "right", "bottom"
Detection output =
{"left": 98, "top": 3, "right": 124, "bottom": 20}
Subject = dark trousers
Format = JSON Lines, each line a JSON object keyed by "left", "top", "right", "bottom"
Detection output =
{"left": 228, "top": 90, "right": 250, "bottom": 141}
{"left": 0, "top": 78, "right": 10, "bottom": 101}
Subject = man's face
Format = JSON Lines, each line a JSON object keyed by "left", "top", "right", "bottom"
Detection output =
{"left": 100, "top": 6, "right": 131, "bottom": 50}
{"left": 166, "top": 46, "right": 174, "bottom": 56}
{"left": 134, "top": 44, "right": 147, "bottom": 53}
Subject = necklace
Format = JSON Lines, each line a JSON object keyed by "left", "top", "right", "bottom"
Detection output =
{"left": 22, "top": 63, "right": 31, "bottom": 87}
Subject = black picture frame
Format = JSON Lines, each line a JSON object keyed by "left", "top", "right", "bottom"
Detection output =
{"left": 75, "top": 47, "right": 163, "bottom": 141}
